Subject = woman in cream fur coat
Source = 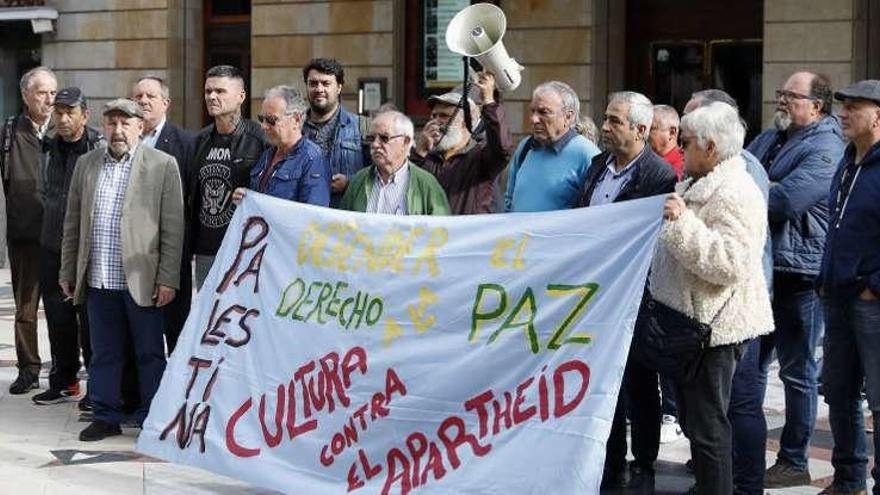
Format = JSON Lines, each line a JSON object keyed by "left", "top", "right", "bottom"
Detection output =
{"left": 649, "top": 102, "right": 774, "bottom": 495}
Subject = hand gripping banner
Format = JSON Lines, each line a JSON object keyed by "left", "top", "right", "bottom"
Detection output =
{"left": 137, "top": 193, "right": 666, "bottom": 494}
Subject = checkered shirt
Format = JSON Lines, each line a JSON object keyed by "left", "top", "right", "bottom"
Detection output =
{"left": 88, "top": 147, "right": 135, "bottom": 290}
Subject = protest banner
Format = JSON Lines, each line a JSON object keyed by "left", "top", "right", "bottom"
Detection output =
{"left": 137, "top": 193, "right": 665, "bottom": 494}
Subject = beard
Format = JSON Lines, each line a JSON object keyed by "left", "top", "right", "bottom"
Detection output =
{"left": 773, "top": 110, "right": 792, "bottom": 131}
{"left": 434, "top": 124, "right": 465, "bottom": 152}
{"left": 109, "top": 140, "right": 132, "bottom": 158}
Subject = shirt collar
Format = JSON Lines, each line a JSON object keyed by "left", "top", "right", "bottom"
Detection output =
{"left": 535, "top": 128, "right": 576, "bottom": 154}
{"left": 604, "top": 145, "right": 647, "bottom": 177}
{"left": 375, "top": 161, "right": 409, "bottom": 186}
{"left": 144, "top": 117, "right": 167, "bottom": 139}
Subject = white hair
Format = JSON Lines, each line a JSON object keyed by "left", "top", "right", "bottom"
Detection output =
{"left": 374, "top": 110, "right": 415, "bottom": 153}
{"left": 609, "top": 91, "right": 654, "bottom": 129}
{"left": 680, "top": 101, "right": 744, "bottom": 162}
{"left": 264, "top": 85, "right": 308, "bottom": 116}
{"left": 533, "top": 81, "right": 580, "bottom": 117}
{"left": 652, "top": 104, "right": 680, "bottom": 129}
{"left": 19, "top": 66, "right": 57, "bottom": 93}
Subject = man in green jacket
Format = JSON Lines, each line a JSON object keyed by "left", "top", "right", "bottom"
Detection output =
{"left": 340, "top": 111, "right": 449, "bottom": 215}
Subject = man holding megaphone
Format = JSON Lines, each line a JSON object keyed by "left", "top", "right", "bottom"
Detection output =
{"left": 411, "top": 71, "right": 513, "bottom": 215}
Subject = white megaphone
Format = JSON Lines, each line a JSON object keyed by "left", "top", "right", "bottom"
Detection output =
{"left": 445, "top": 3, "right": 524, "bottom": 92}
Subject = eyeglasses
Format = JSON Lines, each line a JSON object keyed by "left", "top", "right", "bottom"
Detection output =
{"left": 257, "top": 114, "right": 285, "bottom": 126}
{"left": 775, "top": 89, "right": 816, "bottom": 102}
{"left": 365, "top": 134, "right": 406, "bottom": 144}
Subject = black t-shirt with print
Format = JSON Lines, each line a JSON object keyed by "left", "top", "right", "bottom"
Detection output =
{"left": 193, "top": 132, "right": 237, "bottom": 255}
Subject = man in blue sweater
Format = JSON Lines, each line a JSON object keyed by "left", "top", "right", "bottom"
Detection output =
{"left": 504, "top": 81, "right": 600, "bottom": 212}
{"left": 748, "top": 71, "right": 844, "bottom": 489}
{"left": 817, "top": 79, "right": 880, "bottom": 495}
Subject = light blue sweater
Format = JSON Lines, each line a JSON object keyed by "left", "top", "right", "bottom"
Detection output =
{"left": 504, "top": 131, "right": 601, "bottom": 212}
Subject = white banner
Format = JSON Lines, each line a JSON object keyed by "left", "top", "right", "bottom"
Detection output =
{"left": 137, "top": 193, "right": 665, "bottom": 494}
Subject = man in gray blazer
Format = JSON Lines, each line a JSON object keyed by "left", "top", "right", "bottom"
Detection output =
{"left": 60, "top": 98, "right": 184, "bottom": 442}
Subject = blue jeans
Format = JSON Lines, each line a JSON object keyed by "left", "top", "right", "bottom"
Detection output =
{"left": 87, "top": 288, "right": 166, "bottom": 425}
{"left": 730, "top": 338, "right": 768, "bottom": 494}
{"left": 767, "top": 273, "right": 823, "bottom": 469}
{"left": 822, "top": 296, "right": 880, "bottom": 494}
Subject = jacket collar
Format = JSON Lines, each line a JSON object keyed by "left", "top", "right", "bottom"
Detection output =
{"left": 677, "top": 154, "right": 746, "bottom": 204}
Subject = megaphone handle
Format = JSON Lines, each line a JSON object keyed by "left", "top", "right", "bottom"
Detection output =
{"left": 461, "top": 56, "right": 474, "bottom": 133}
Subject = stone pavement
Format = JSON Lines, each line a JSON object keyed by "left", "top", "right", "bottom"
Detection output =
{"left": 0, "top": 267, "right": 868, "bottom": 494}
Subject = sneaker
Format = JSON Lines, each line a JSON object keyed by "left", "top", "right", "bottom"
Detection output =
{"left": 77, "top": 394, "right": 93, "bottom": 412}
{"left": 660, "top": 414, "right": 684, "bottom": 443}
{"left": 817, "top": 486, "right": 867, "bottom": 495}
{"left": 79, "top": 420, "right": 121, "bottom": 442}
{"left": 764, "top": 459, "right": 811, "bottom": 488}
{"left": 9, "top": 371, "right": 39, "bottom": 394}
{"left": 33, "top": 383, "right": 80, "bottom": 405}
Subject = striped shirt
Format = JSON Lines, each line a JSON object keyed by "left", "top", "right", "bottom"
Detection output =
{"left": 89, "top": 147, "right": 135, "bottom": 290}
{"left": 366, "top": 164, "right": 409, "bottom": 215}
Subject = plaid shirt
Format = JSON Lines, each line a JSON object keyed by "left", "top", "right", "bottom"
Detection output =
{"left": 88, "top": 146, "right": 135, "bottom": 290}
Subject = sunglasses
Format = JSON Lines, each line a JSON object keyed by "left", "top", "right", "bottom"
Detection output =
{"left": 257, "top": 114, "right": 286, "bottom": 126}
{"left": 365, "top": 134, "right": 407, "bottom": 144}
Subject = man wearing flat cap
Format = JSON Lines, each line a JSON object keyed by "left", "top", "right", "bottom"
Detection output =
{"left": 32, "top": 88, "right": 104, "bottom": 409}
{"left": 410, "top": 71, "right": 512, "bottom": 214}
{"left": 817, "top": 79, "right": 880, "bottom": 495}
{"left": 60, "top": 98, "right": 184, "bottom": 442}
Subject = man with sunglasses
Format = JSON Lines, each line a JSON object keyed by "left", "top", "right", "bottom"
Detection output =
{"left": 747, "top": 71, "right": 845, "bottom": 489}
{"left": 232, "top": 86, "right": 330, "bottom": 207}
{"left": 340, "top": 111, "right": 449, "bottom": 215}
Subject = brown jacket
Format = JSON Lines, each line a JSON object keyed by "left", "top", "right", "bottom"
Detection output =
{"left": 60, "top": 145, "right": 184, "bottom": 307}
{"left": 410, "top": 102, "right": 512, "bottom": 214}
{"left": 3, "top": 113, "right": 46, "bottom": 243}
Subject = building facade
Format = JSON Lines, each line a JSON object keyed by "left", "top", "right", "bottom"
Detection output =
{"left": 1, "top": 0, "right": 878, "bottom": 140}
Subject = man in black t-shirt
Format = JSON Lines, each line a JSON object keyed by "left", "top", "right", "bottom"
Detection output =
{"left": 190, "top": 65, "right": 267, "bottom": 289}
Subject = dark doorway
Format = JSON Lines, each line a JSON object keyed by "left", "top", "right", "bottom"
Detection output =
{"left": 203, "top": 0, "right": 252, "bottom": 125}
{"left": 626, "top": 0, "right": 763, "bottom": 140}
{"left": 0, "top": 21, "right": 41, "bottom": 118}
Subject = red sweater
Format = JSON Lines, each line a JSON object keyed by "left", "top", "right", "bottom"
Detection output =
{"left": 662, "top": 147, "right": 684, "bottom": 179}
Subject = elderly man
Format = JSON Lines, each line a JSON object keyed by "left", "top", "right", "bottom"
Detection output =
{"left": 232, "top": 86, "right": 330, "bottom": 205}
{"left": 746, "top": 71, "right": 845, "bottom": 489}
{"left": 60, "top": 99, "right": 184, "bottom": 441}
{"left": 578, "top": 91, "right": 677, "bottom": 491}
{"left": 191, "top": 65, "right": 267, "bottom": 289}
{"left": 650, "top": 104, "right": 684, "bottom": 178}
{"left": 0, "top": 66, "right": 57, "bottom": 394}
{"left": 340, "top": 111, "right": 449, "bottom": 215}
{"left": 31, "top": 88, "right": 103, "bottom": 407}
{"left": 817, "top": 79, "right": 880, "bottom": 495}
{"left": 411, "top": 71, "right": 512, "bottom": 214}
{"left": 301, "top": 58, "right": 367, "bottom": 207}
{"left": 132, "top": 75, "right": 195, "bottom": 353}
{"left": 504, "top": 81, "right": 600, "bottom": 212}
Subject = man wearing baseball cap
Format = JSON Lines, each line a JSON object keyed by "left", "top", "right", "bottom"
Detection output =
{"left": 817, "top": 79, "right": 880, "bottom": 495}
{"left": 32, "top": 88, "right": 104, "bottom": 410}
{"left": 411, "top": 71, "right": 512, "bottom": 214}
{"left": 60, "top": 98, "right": 184, "bottom": 441}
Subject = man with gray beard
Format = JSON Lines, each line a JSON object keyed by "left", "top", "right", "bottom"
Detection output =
{"left": 410, "top": 71, "right": 512, "bottom": 214}
{"left": 747, "top": 71, "right": 845, "bottom": 489}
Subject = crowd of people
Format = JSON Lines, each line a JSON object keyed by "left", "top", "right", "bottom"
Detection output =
{"left": 0, "top": 57, "right": 879, "bottom": 495}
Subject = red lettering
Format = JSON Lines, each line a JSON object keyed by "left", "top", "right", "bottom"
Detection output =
{"left": 347, "top": 460, "right": 364, "bottom": 491}
{"left": 384, "top": 368, "right": 407, "bottom": 400}
{"left": 436, "top": 416, "right": 491, "bottom": 469}
{"left": 286, "top": 380, "right": 318, "bottom": 440}
{"left": 226, "top": 398, "right": 260, "bottom": 458}
{"left": 381, "top": 448, "right": 412, "bottom": 495}
{"left": 217, "top": 216, "right": 269, "bottom": 294}
{"left": 492, "top": 391, "right": 513, "bottom": 435}
{"left": 405, "top": 433, "right": 429, "bottom": 489}
{"left": 554, "top": 359, "right": 591, "bottom": 418}
{"left": 370, "top": 392, "right": 389, "bottom": 420}
{"left": 342, "top": 346, "right": 368, "bottom": 387}
{"left": 320, "top": 444, "right": 335, "bottom": 467}
{"left": 359, "top": 448, "right": 383, "bottom": 480}
{"left": 513, "top": 376, "right": 536, "bottom": 424}
{"left": 464, "top": 390, "right": 494, "bottom": 438}
{"left": 185, "top": 357, "right": 212, "bottom": 399}
{"left": 258, "top": 385, "right": 285, "bottom": 448}
{"left": 420, "top": 442, "right": 447, "bottom": 485}
{"left": 538, "top": 366, "right": 550, "bottom": 422}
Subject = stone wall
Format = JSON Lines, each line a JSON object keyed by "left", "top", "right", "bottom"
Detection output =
{"left": 250, "top": 0, "right": 394, "bottom": 118}
{"left": 41, "top": 0, "right": 200, "bottom": 127}
{"left": 761, "top": 0, "right": 858, "bottom": 127}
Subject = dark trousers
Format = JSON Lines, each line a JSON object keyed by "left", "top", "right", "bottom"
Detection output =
{"left": 822, "top": 296, "right": 880, "bottom": 494}
{"left": 39, "top": 248, "right": 91, "bottom": 391}
{"left": 660, "top": 375, "right": 678, "bottom": 417}
{"left": 163, "top": 259, "right": 192, "bottom": 354}
{"left": 678, "top": 343, "right": 741, "bottom": 495}
{"left": 87, "top": 288, "right": 166, "bottom": 425}
{"left": 9, "top": 242, "right": 41, "bottom": 374}
{"left": 729, "top": 338, "right": 768, "bottom": 494}
{"left": 766, "top": 273, "right": 823, "bottom": 469}
{"left": 605, "top": 352, "right": 661, "bottom": 474}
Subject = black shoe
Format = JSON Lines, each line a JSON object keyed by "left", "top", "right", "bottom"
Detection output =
{"left": 9, "top": 371, "right": 39, "bottom": 394}
{"left": 77, "top": 394, "right": 93, "bottom": 412}
{"left": 627, "top": 464, "right": 656, "bottom": 489}
{"left": 764, "top": 459, "right": 811, "bottom": 488}
{"left": 33, "top": 383, "right": 80, "bottom": 405}
{"left": 601, "top": 468, "right": 627, "bottom": 489}
{"left": 79, "top": 420, "right": 121, "bottom": 442}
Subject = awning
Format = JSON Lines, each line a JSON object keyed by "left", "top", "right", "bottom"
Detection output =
{"left": 0, "top": 6, "right": 59, "bottom": 33}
